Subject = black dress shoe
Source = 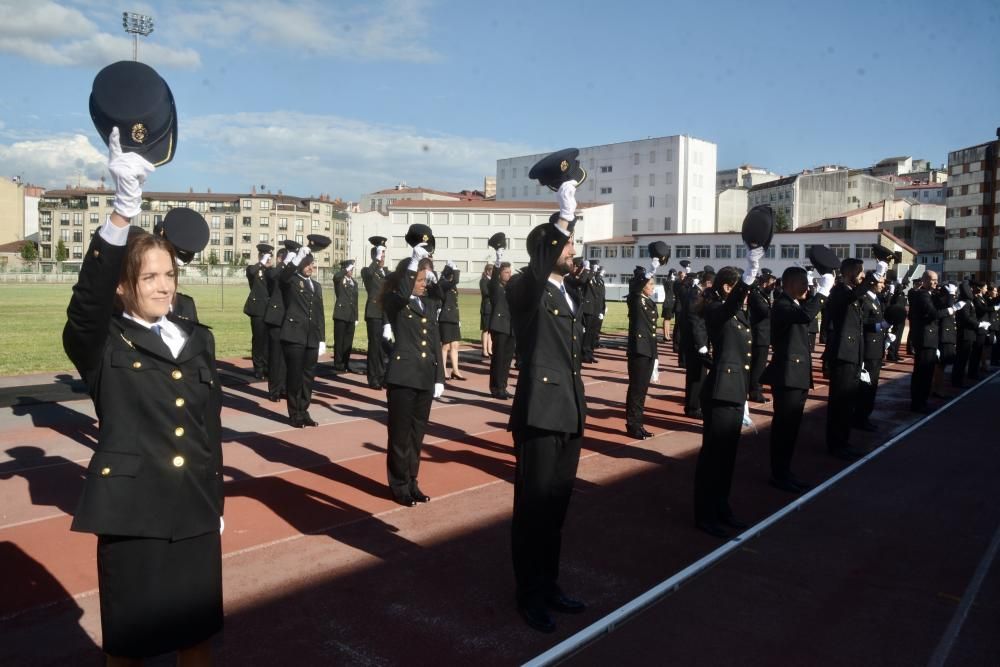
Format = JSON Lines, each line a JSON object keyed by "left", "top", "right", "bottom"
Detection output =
{"left": 545, "top": 591, "right": 586, "bottom": 614}
{"left": 410, "top": 486, "right": 431, "bottom": 503}
{"left": 640, "top": 427, "right": 653, "bottom": 438}
{"left": 626, "top": 427, "right": 648, "bottom": 440}
{"left": 769, "top": 477, "right": 803, "bottom": 494}
{"left": 852, "top": 420, "right": 877, "bottom": 432}
{"left": 394, "top": 495, "right": 417, "bottom": 507}
{"left": 302, "top": 415, "right": 319, "bottom": 427}
{"left": 685, "top": 409, "right": 704, "bottom": 419}
{"left": 696, "top": 521, "right": 730, "bottom": 539}
{"left": 268, "top": 393, "right": 281, "bottom": 402}
{"left": 720, "top": 515, "right": 748, "bottom": 530}
{"left": 518, "top": 603, "right": 556, "bottom": 633}
{"left": 291, "top": 419, "right": 304, "bottom": 428}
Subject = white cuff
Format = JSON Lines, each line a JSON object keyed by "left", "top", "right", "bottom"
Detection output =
{"left": 99, "top": 216, "right": 130, "bottom": 247}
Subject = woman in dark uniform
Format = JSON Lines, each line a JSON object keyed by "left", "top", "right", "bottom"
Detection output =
{"left": 661, "top": 268, "right": 677, "bottom": 342}
{"left": 438, "top": 260, "right": 466, "bottom": 380}
{"left": 625, "top": 264, "right": 659, "bottom": 439}
{"left": 479, "top": 263, "right": 494, "bottom": 359}
{"left": 380, "top": 237, "right": 445, "bottom": 506}
{"left": 693, "top": 247, "right": 763, "bottom": 538}
{"left": 63, "top": 128, "right": 223, "bottom": 664}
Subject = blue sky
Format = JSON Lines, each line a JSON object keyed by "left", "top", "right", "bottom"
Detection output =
{"left": 0, "top": 0, "right": 997, "bottom": 200}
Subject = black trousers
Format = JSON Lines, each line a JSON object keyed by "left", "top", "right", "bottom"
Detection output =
{"left": 266, "top": 325, "right": 286, "bottom": 397}
{"left": 581, "top": 313, "right": 598, "bottom": 360}
{"left": 511, "top": 427, "right": 581, "bottom": 604}
{"left": 770, "top": 387, "right": 808, "bottom": 481}
{"left": 386, "top": 384, "right": 433, "bottom": 500}
{"left": 887, "top": 322, "right": 904, "bottom": 359}
{"left": 626, "top": 354, "right": 654, "bottom": 429}
{"left": 333, "top": 319, "right": 355, "bottom": 370}
{"left": 490, "top": 331, "right": 516, "bottom": 396}
{"left": 365, "top": 317, "right": 387, "bottom": 387}
{"left": 856, "top": 358, "right": 882, "bottom": 422}
{"left": 693, "top": 398, "right": 744, "bottom": 525}
{"left": 674, "top": 319, "right": 686, "bottom": 365}
{"left": 911, "top": 349, "right": 937, "bottom": 409}
{"left": 749, "top": 345, "right": 769, "bottom": 397}
{"left": 684, "top": 355, "right": 707, "bottom": 413}
{"left": 969, "top": 338, "right": 986, "bottom": 379}
{"left": 593, "top": 314, "right": 605, "bottom": 348}
{"left": 826, "top": 360, "right": 859, "bottom": 452}
{"left": 283, "top": 342, "right": 318, "bottom": 421}
{"left": 808, "top": 332, "right": 817, "bottom": 353}
{"left": 249, "top": 315, "right": 268, "bottom": 375}
{"left": 952, "top": 339, "right": 973, "bottom": 386}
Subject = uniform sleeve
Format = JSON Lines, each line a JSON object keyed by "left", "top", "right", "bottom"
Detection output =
{"left": 507, "top": 218, "right": 576, "bottom": 313}
{"left": 705, "top": 281, "right": 750, "bottom": 330}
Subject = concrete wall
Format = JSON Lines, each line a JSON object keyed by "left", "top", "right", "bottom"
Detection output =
{"left": 715, "top": 188, "right": 748, "bottom": 232}
{"left": 0, "top": 179, "right": 26, "bottom": 244}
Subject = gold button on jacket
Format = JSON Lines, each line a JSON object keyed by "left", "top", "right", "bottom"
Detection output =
{"left": 172, "top": 455, "right": 185, "bottom": 467}
{"left": 171, "top": 369, "right": 183, "bottom": 380}
{"left": 174, "top": 426, "right": 185, "bottom": 437}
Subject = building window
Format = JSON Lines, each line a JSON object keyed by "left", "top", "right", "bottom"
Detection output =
{"left": 72, "top": 245, "right": 83, "bottom": 259}
{"left": 605, "top": 246, "right": 618, "bottom": 258}
{"left": 600, "top": 165, "right": 613, "bottom": 173}
{"left": 600, "top": 187, "right": 613, "bottom": 195}
{"left": 736, "top": 245, "right": 748, "bottom": 258}
{"left": 676, "top": 245, "right": 691, "bottom": 258}
{"left": 631, "top": 218, "right": 639, "bottom": 232}
{"left": 242, "top": 216, "right": 252, "bottom": 227}
{"left": 210, "top": 233, "right": 220, "bottom": 245}
{"left": 715, "top": 245, "right": 732, "bottom": 259}
{"left": 295, "top": 219, "right": 304, "bottom": 231}
{"left": 259, "top": 233, "right": 269, "bottom": 242}
{"left": 89, "top": 197, "right": 100, "bottom": 207}
{"left": 522, "top": 185, "right": 528, "bottom": 196}
{"left": 695, "top": 245, "right": 710, "bottom": 258}
{"left": 780, "top": 245, "right": 800, "bottom": 259}
{"left": 73, "top": 213, "right": 83, "bottom": 226}
{"left": 666, "top": 149, "right": 673, "bottom": 161}
{"left": 764, "top": 246, "right": 775, "bottom": 259}
{"left": 665, "top": 172, "right": 673, "bottom": 185}
{"left": 73, "top": 230, "right": 83, "bottom": 242}
{"left": 260, "top": 216, "right": 269, "bottom": 227}
{"left": 259, "top": 200, "right": 271, "bottom": 210}
{"left": 242, "top": 199, "right": 252, "bottom": 209}
{"left": 224, "top": 236, "right": 234, "bottom": 246}
{"left": 855, "top": 246, "right": 874, "bottom": 259}
{"left": 649, "top": 150, "right": 656, "bottom": 164}
{"left": 622, "top": 246, "right": 634, "bottom": 258}
{"left": 649, "top": 195, "right": 656, "bottom": 208}
{"left": 638, "top": 246, "right": 650, "bottom": 258}
{"left": 664, "top": 217, "right": 671, "bottom": 231}
{"left": 589, "top": 247, "right": 602, "bottom": 259}
{"left": 649, "top": 173, "right": 655, "bottom": 186}
{"left": 633, "top": 153, "right": 640, "bottom": 165}
{"left": 278, "top": 218, "right": 288, "bottom": 229}
{"left": 633, "top": 174, "right": 639, "bottom": 188}
{"left": 830, "top": 244, "right": 850, "bottom": 259}
{"left": 90, "top": 213, "right": 99, "bottom": 224}
{"left": 225, "top": 216, "right": 234, "bottom": 229}
{"left": 241, "top": 234, "right": 252, "bottom": 244}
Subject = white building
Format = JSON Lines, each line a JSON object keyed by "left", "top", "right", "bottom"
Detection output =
{"left": 747, "top": 170, "right": 896, "bottom": 231}
{"left": 348, "top": 200, "right": 614, "bottom": 287}
{"left": 943, "top": 134, "right": 1000, "bottom": 283}
{"left": 716, "top": 165, "right": 781, "bottom": 191}
{"left": 583, "top": 229, "right": 916, "bottom": 290}
{"left": 496, "top": 135, "right": 717, "bottom": 238}
{"left": 715, "top": 187, "right": 749, "bottom": 232}
{"left": 359, "top": 185, "right": 482, "bottom": 214}
{"left": 895, "top": 182, "right": 946, "bottom": 205}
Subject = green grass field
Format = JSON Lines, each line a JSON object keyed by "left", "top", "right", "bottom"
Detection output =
{"left": 0, "top": 283, "right": 631, "bottom": 376}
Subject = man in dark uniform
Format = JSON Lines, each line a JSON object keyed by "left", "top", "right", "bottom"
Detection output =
{"left": 625, "top": 263, "right": 659, "bottom": 439}
{"left": 361, "top": 236, "right": 389, "bottom": 389}
{"left": 264, "top": 244, "right": 291, "bottom": 401}
{"left": 578, "top": 261, "right": 600, "bottom": 362}
{"left": 510, "top": 151, "right": 587, "bottom": 633}
{"left": 243, "top": 243, "right": 273, "bottom": 379}
{"left": 855, "top": 270, "right": 888, "bottom": 431}
{"left": 952, "top": 281, "right": 979, "bottom": 388}
{"left": 279, "top": 236, "right": 329, "bottom": 427}
{"left": 332, "top": 259, "right": 359, "bottom": 372}
{"left": 489, "top": 256, "right": 515, "bottom": 398}
{"left": 968, "top": 280, "right": 991, "bottom": 381}
{"left": 762, "top": 264, "right": 834, "bottom": 492}
{"left": 747, "top": 269, "right": 774, "bottom": 403}
{"left": 592, "top": 263, "right": 608, "bottom": 350}
{"left": 682, "top": 271, "right": 713, "bottom": 419}
{"left": 883, "top": 273, "right": 907, "bottom": 362}
{"left": 672, "top": 263, "right": 690, "bottom": 357}
{"left": 661, "top": 269, "right": 677, "bottom": 342}
{"left": 910, "top": 271, "right": 963, "bottom": 413}
{"left": 823, "top": 257, "right": 881, "bottom": 459}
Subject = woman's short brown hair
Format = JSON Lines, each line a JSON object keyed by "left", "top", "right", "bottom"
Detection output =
{"left": 115, "top": 232, "right": 177, "bottom": 315}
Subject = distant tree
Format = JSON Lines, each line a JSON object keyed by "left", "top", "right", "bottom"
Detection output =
{"left": 19, "top": 241, "right": 38, "bottom": 263}
{"left": 55, "top": 240, "right": 69, "bottom": 262}
{"left": 775, "top": 209, "right": 792, "bottom": 232}
{"left": 207, "top": 250, "right": 219, "bottom": 266}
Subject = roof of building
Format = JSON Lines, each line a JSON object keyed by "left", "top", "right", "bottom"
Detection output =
{"left": 0, "top": 239, "right": 33, "bottom": 253}
{"left": 876, "top": 156, "right": 911, "bottom": 166}
{"left": 585, "top": 229, "right": 917, "bottom": 255}
{"left": 41, "top": 188, "right": 331, "bottom": 205}
{"left": 368, "top": 186, "right": 484, "bottom": 199}
{"left": 894, "top": 182, "right": 944, "bottom": 190}
{"left": 388, "top": 199, "right": 604, "bottom": 210}
{"left": 748, "top": 174, "right": 797, "bottom": 192}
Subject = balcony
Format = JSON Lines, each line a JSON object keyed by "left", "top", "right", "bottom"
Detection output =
{"left": 208, "top": 204, "right": 240, "bottom": 213}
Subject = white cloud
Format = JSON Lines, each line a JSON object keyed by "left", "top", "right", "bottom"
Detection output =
{"left": 0, "top": 133, "right": 107, "bottom": 188}
{"left": 181, "top": 111, "right": 535, "bottom": 199}
{"left": 169, "top": 0, "right": 438, "bottom": 63}
{"left": 0, "top": 0, "right": 200, "bottom": 68}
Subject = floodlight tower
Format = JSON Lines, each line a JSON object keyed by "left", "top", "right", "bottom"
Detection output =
{"left": 122, "top": 12, "right": 154, "bottom": 61}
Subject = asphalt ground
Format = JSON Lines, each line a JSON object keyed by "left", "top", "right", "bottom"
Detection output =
{"left": 0, "top": 337, "right": 996, "bottom": 665}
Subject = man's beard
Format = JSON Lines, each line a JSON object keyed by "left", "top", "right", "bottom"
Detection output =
{"left": 554, "top": 256, "right": 573, "bottom": 276}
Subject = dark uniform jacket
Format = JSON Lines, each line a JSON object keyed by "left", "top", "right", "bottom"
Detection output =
{"left": 702, "top": 281, "right": 753, "bottom": 405}
{"left": 63, "top": 233, "right": 223, "bottom": 540}
{"left": 860, "top": 292, "right": 885, "bottom": 361}
{"left": 507, "top": 222, "right": 586, "bottom": 436}
{"left": 263, "top": 263, "right": 286, "bottom": 327}
{"left": 243, "top": 262, "right": 269, "bottom": 317}
{"left": 173, "top": 292, "right": 199, "bottom": 322}
{"left": 593, "top": 273, "right": 607, "bottom": 316}
{"left": 361, "top": 262, "right": 388, "bottom": 320}
{"left": 762, "top": 291, "right": 827, "bottom": 390}
{"left": 572, "top": 270, "right": 598, "bottom": 316}
{"left": 661, "top": 278, "right": 676, "bottom": 317}
{"left": 627, "top": 290, "right": 658, "bottom": 358}
{"left": 488, "top": 268, "right": 512, "bottom": 335}
{"left": 955, "top": 299, "right": 980, "bottom": 344}
{"left": 824, "top": 281, "right": 871, "bottom": 365}
{"left": 479, "top": 275, "right": 492, "bottom": 320}
{"left": 748, "top": 285, "right": 772, "bottom": 348}
{"left": 438, "top": 270, "right": 461, "bottom": 324}
{"left": 332, "top": 269, "right": 359, "bottom": 323}
{"left": 279, "top": 262, "right": 325, "bottom": 347}
{"left": 383, "top": 270, "right": 445, "bottom": 390}
{"left": 909, "top": 289, "right": 951, "bottom": 350}
{"left": 683, "top": 287, "right": 710, "bottom": 356}
{"left": 972, "top": 295, "right": 989, "bottom": 343}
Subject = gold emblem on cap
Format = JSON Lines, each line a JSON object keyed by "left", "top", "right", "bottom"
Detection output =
{"left": 560, "top": 160, "right": 569, "bottom": 172}
{"left": 422, "top": 234, "right": 429, "bottom": 242}
{"left": 131, "top": 123, "right": 147, "bottom": 144}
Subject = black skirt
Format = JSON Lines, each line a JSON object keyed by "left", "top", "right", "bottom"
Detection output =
{"left": 480, "top": 308, "right": 492, "bottom": 332}
{"left": 440, "top": 322, "right": 462, "bottom": 344}
{"left": 98, "top": 531, "right": 223, "bottom": 658}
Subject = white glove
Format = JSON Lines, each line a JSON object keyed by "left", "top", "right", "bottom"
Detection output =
{"left": 220, "top": 516, "right": 225, "bottom": 535}
{"left": 936, "top": 349, "right": 941, "bottom": 360}
{"left": 874, "top": 260, "right": 888, "bottom": 279}
{"left": 945, "top": 284, "right": 958, "bottom": 296}
{"left": 741, "top": 401, "right": 754, "bottom": 430}
{"left": 744, "top": 246, "right": 764, "bottom": 283}
{"left": 433, "top": 382, "right": 444, "bottom": 398}
{"left": 888, "top": 283, "right": 896, "bottom": 295}
{"left": 425, "top": 270, "right": 438, "bottom": 285}
{"left": 994, "top": 304, "right": 1000, "bottom": 311}
{"left": 816, "top": 273, "right": 836, "bottom": 297}
{"left": 290, "top": 246, "right": 311, "bottom": 266}
{"left": 376, "top": 245, "right": 386, "bottom": 261}
{"left": 355, "top": 320, "right": 359, "bottom": 325}
{"left": 979, "top": 321, "right": 991, "bottom": 330}
{"left": 598, "top": 313, "right": 604, "bottom": 320}
{"left": 954, "top": 300, "right": 967, "bottom": 311}
{"left": 651, "top": 358, "right": 660, "bottom": 383}
{"left": 382, "top": 323, "right": 395, "bottom": 343}
{"left": 583, "top": 260, "right": 591, "bottom": 271}
{"left": 692, "top": 278, "right": 700, "bottom": 287}
{"left": 887, "top": 333, "right": 897, "bottom": 343}
{"left": 318, "top": 341, "right": 326, "bottom": 356}
{"left": 409, "top": 243, "right": 430, "bottom": 271}
{"left": 261, "top": 253, "right": 271, "bottom": 266}
{"left": 806, "top": 269, "right": 816, "bottom": 284}
{"left": 557, "top": 180, "right": 578, "bottom": 222}
{"left": 877, "top": 321, "right": 892, "bottom": 332}
{"left": 698, "top": 346, "right": 708, "bottom": 355}
{"left": 446, "top": 259, "right": 456, "bottom": 270}
{"left": 650, "top": 257, "right": 661, "bottom": 272}
{"left": 495, "top": 247, "right": 505, "bottom": 265}
{"left": 107, "top": 126, "right": 155, "bottom": 218}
